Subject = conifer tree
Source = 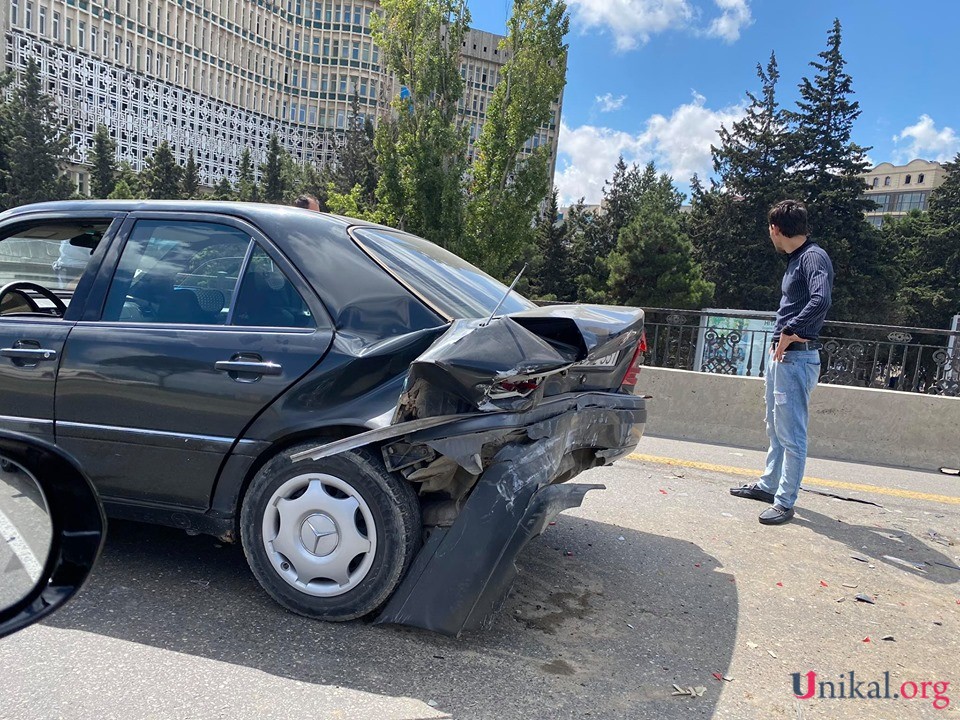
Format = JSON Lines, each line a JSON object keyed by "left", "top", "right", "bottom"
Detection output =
{"left": 181, "top": 149, "right": 200, "bottom": 199}
{"left": 88, "top": 124, "right": 118, "bottom": 198}
{"left": 0, "top": 59, "right": 73, "bottom": 209}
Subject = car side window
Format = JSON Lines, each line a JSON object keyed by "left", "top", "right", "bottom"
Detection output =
{"left": 102, "top": 220, "right": 251, "bottom": 325}
{"left": 231, "top": 244, "right": 316, "bottom": 328}
{"left": 0, "top": 221, "right": 109, "bottom": 304}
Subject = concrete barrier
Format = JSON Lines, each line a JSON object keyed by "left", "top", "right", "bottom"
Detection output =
{"left": 637, "top": 366, "right": 960, "bottom": 471}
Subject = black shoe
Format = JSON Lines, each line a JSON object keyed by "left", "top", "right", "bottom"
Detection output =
{"left": 729, "top": 483, "right": 776, "bottom": 504}
{"left": 759, "top": 504, "right": 795, "bottom": 525}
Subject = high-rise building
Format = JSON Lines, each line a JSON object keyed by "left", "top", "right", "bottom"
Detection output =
{"left": 1, "top": 1, "right": 563, "bottom": 193}
{"left": 860, "top": 159, "right": 948, "bottom": 227}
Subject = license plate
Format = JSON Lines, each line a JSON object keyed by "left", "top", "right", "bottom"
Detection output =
{"left": 573, "top": 351, "right": 620, "bottom": 368}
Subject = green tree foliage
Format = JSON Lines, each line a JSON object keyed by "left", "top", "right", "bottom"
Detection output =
{"left": 87, "top": 124, "right": 118, "bottom": 198}
{"left": 212, "top": 176, "right": 235, "bottom": 200}
{"left": 237, "top": 148, "right": 259, "bottom": 201}
{"left": 465, "top": 0, "right": 569, "bottom": 277}
{"left": 329, "top": 90, "right": 378, "bottom": 208}
{"left": 0, "top": 59, "right": 73, "bottom": 210}
{"left": 141, "top": 141, "right": 183, "bottom": 199}
{"left": 886, "top": 153, "right": 960, "bottom": 329}
{"left": 110, "top": 161, "right": 142, "bottom": 199}
{"left": 260, "top": 134, "right": 287, "bottom": 203}
{"left": 608, "top": 163, "right": 714, "bottom": 309}
{"left": 181, "top": 149, "right": 200, "bottom": 199}
{"left": 689, "top": 53, "right": 789, "bottom": 309}
{"left": 528, "top": 189, "right": 572, "bottom": 300}
{"left": 372, "top": 0, "right": 470, "bottom": 251}
{"left": 108, "top": 178, "right": 136, "bottom": 200}
{"left": 786, "top": 19, "right": 895, "bottom": 321}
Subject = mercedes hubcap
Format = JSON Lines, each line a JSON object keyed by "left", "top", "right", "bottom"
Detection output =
{"left": 262, "top": 473, "right": 377, "bottom": 597}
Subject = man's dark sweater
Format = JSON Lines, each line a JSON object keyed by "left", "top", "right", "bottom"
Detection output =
{"left": 773, "top": 239, "right": 834, "bottom": 341}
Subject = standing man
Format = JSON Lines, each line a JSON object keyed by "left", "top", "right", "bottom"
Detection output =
{"left": 730, "top": 200, "right": 834, "bottom": 525}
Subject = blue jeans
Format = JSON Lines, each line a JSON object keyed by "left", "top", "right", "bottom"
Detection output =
{"left": 756, "top": 350, "right": 820, "bottom": 509}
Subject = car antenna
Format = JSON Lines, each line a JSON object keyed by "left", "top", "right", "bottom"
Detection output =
{"left": 481, "top": 264, "right": 527, "bottom": 327}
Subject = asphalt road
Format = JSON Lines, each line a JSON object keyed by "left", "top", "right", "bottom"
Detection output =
{"left": 0, "top": 437, "right": 958, "bottom": 720}
{"left": 0, "top": 461, "right": 52, "bottom": 609}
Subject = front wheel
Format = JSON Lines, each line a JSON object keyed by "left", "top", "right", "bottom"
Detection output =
{"left": 240, "top": 443, "right": 421, "bottom": 621}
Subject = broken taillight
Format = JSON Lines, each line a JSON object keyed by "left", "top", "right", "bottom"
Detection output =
{"left": 490, "top": 377, "right": 542, "bottom": 399}
{"left": 620, "top": 330, "right": 647, "bottom": 391}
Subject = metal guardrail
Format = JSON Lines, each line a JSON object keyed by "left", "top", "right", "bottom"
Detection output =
{"left": 640, "top": 307, "right": 960, "bottom": 397}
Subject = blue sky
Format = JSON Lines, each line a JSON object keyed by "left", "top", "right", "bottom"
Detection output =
{"left": 470, "top": 0, "right": 960, "bottom": 204}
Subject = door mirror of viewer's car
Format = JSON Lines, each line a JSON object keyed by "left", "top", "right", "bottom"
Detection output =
{"left": 0, "top": 431, "right": 106, "bottom": 640}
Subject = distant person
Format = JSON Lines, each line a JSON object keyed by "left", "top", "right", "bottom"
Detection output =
{"left": 730, "top": 200, "right": 834, "bottom": 525}
{"left": 293, "top": 194, "right": 320, "bottom": 211}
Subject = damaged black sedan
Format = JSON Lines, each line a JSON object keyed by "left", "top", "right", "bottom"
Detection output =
{"left": 0, "top": 201, "right": 646, "bottom": 635}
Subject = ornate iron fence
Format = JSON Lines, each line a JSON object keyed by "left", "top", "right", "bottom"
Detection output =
{"left": 640, "top": 308, "right": 960, "bottom": 397}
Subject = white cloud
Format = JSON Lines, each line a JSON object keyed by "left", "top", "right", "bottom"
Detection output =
{"left": 705, "top": 0, "right": 753, "bottom": 43}
{"left": 556, "top": 92, "right": 745, "bottom": 204}
{"left": 892, "top": 115, "right": 960, "bottom": 163}
{"left": 595, "top": 93, "right": 627, "bottom": 113}
{"left": 567, "top": 0, "right": 752, "bottom": 50}
{"left": 567, "top": 0, "right": 694, "bottom": 51}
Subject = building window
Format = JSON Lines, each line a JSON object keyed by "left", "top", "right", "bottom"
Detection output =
{"left": 884, "top": 176, "right": 891, "bottom": 186}
{"left": 52, "top": 10, "right": 59, "bottom": 39}
{"left": 904, "top": 174, "right": 911, "bottom": 185}
{"left": 90, "top": 26, "right": 97, "bottom": 53}
{"left": 25, "top": 1, "right": 33, "bottom": 29}
{"left": 65, "top": 17, "right": 71, "bottom": 44}
{"left": 871, "top": 177, "right": 879, "bottom": 188}
{"left": 11, "top": 0, "right": 18, "bottom": 26}
{"left": 78, "top": 21, "right": 85, "bottom": 48}
{"left": 38, "top": 5, "right": 46, "bottom": 34}
{"left": 918, "top": 173, "right": 925, "bottom": 184}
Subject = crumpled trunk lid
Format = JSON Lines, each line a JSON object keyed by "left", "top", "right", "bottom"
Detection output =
{"left": 394, "top": 304, "right": 645, "bottom": 420}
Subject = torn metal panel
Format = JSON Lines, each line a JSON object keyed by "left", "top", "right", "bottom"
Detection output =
{"left": 374, "top": 400, "right": 642, "bottom": 636}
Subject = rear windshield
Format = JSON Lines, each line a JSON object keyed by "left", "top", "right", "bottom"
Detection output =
{"left": 352, "top": 228, "right": 537, "bottom": 319}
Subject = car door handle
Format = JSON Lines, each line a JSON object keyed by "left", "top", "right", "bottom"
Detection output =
{"left": 1, "top": 347, "right": 59, "bottom": 361}
{"left": 214, "top": 360, "right": 283, "bottom": 376}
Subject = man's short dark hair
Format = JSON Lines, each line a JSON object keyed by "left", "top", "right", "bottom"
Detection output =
{"left": 768, "top": 200, "right": 808, "bottom": 238}
{"left": 293, "top": 194, "right": 319, "bottom": 209}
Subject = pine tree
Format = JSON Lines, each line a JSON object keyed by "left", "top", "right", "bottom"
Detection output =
{"left": 260, "top": 134, "right": 286, "bottom": 204}
{"left": 112, "top": 161, "right": 142, "bottom": 198}
{"left": 887, "top": 153, "right": 960, "bottom": 329}
{"left": 0, "top": 59, "right": 73, "bottom": 210}
{"left": 607, "top": 164, "right": 714, "bottom": 309}
{"left": 330, "top": 90, "right": 377, "bottom": 207}
{"left": 688, "top": 53, "right": 790, "bottom": 310}
{"left": 142, "top": 141, "right": 183, "bottom": 199}
{"left": 181, "top": 149, "right": 200, "bottom": 198}
{"left": 212, "top": 176, "right": 234, "bottom": 200}
{"left": 529, "top": 189, "right": 571, "bottom": 300}
{"left": 108, "top": 178, "right": 136, "bottom": 199}
{"left": 87, "top": 124, "right": 118, "bottom": 198}
{"left": 237, "top": 148, "right": 259, "bottom": 202}
{"left": 786, "top": 19, "right": 895, "bottom": 322}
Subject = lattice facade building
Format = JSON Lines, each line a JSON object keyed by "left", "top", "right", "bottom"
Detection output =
{"left": 1, "top": 1, "right": 561, "bottom": 193}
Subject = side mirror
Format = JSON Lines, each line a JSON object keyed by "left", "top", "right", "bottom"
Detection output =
{"left": 0, "top": 431, "right": 105, "bottom": 640}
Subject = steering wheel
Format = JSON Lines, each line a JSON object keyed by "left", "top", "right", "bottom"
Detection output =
{"left": 0, "top": 281, "right": 68, "bottom": 317}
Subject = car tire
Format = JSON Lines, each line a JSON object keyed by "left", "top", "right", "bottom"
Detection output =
{"left": 240, "top": 442, "right": 421, "bottom": 622}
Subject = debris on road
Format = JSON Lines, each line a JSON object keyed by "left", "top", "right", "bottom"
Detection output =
{"left": 427, "top": 700, "right": 439, "bottom": 707}
{"left": 851, "top": 554, "right": 870, "bottom": 563}
{"left": 671, "top": 685, "right": 707, "bottom": 698}
{"left": 940, "top": 467, "right": 959, "bottom": 476}
{"left": 883, "top": 555, "right": 927, "bottom": 572}
{"left": 768, "top": 650, "right": 778, "bottom": 659}
{"left": 842, "top": 583, "right": 858, "bottom": 588}
{"left": 626, "top": 623, "right": 635, "bottom": 629}
{"left": 659, "top": 489, "right": 668, "bottom": 495}
{"left": 836, "top": 597, "right": 846, "bottom": 603}
{"left": 855, "top": 594, "right": 877, "bottom": 604}
{"left": 819, "top": 580, "right": 829, "bottom": 587}
{"left": 747, "top": 642, "right": 759, "bottom": 649}
{"left": 882, "top": 635, "right": 895, "bottom": 641}
{"left": 617, "top": 536, "right": 625, "bottom": 541}
{"left": 926, "top": 529, "right": 953, "bottom": 546}
{"left": 863, "top": 637, "right": 871, "bottom": 643}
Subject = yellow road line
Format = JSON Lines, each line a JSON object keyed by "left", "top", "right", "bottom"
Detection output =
{"left": 627, "top": 453, "right": 960, "bottom": 506}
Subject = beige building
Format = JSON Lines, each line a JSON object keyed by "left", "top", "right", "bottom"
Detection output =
{"left": 860, "top": 159, "right": 948, "bottom": 227}
{"left": 1, "top": 1, "right": 562, "bottom": 192}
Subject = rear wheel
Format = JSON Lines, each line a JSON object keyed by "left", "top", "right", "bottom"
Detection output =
{"left": 240, "top": 443, "right": 421, "bottom": 621}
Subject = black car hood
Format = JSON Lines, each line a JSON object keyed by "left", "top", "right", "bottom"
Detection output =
{"left": 395, "top": 304, "right": 644, "bottom": 418}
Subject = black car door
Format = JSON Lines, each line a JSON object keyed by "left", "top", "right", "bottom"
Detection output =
{"left": 55, "top": 212, "right": 333, "bottom": 510}
{"left": 0, "top": 214, "right": 123, "bottom": 441}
